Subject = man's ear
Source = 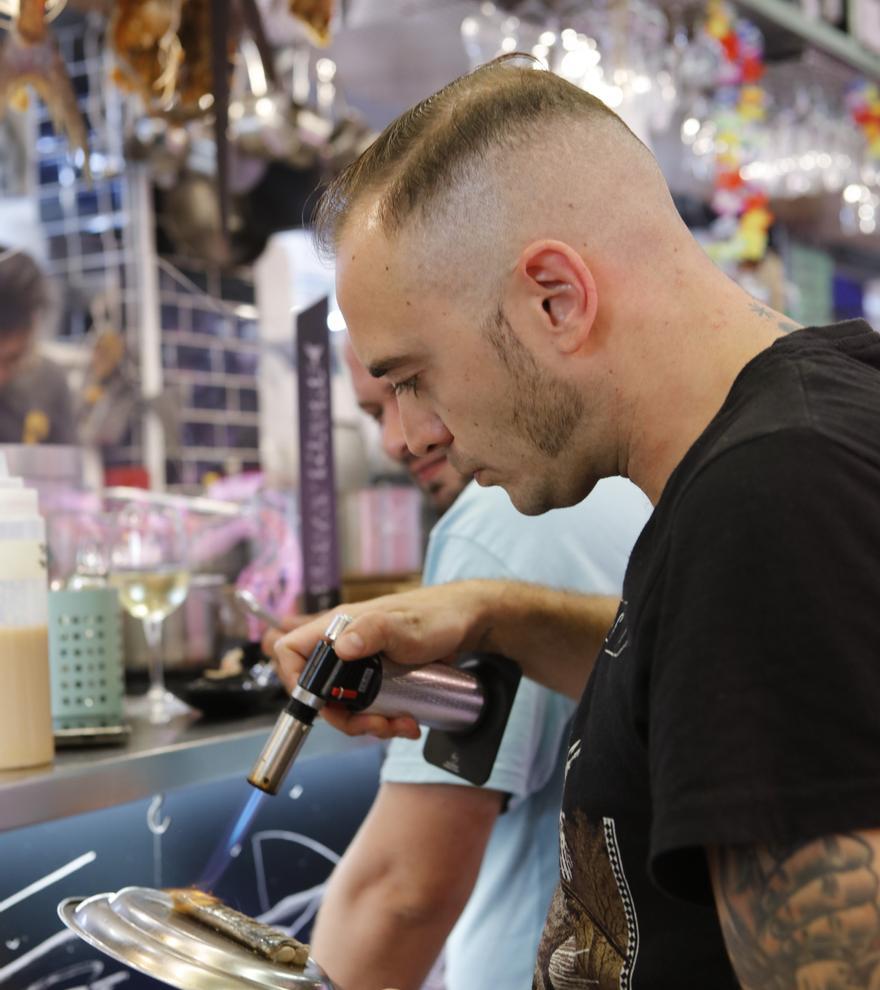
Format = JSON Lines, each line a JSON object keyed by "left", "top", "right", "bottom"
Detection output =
{"left": 518, "top": 240, "right": 598, "bottom": 354}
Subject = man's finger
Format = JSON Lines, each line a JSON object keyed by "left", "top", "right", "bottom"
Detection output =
{"left": 319, "top": 705, "right": 420, "bottom": 741}
{"left": 334, "top": 608, "right": 465, "bottom": 668}
{"left": 261, "top": 614, "right": 315, "bottom": 660}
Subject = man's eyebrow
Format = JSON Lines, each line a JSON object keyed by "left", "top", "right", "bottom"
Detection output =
{"left": 368, "top": 355, "right": 412, "bottom": 379}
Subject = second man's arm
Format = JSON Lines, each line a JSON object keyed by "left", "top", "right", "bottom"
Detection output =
{"left": 311, "top": 780, "right": 503, "bottom": 990}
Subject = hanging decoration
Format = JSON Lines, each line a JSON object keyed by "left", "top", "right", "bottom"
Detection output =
{"left": 0, "top": 0, "right": 91, "bottom": 176}
{"left": 846, "top": 80, "right": 880, "bottom": 159}
{"left": 703, "top": 0, "right": 773, "bottom": 263}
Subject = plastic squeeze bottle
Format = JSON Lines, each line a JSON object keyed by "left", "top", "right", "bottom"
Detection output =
{"left": 0, "top": 452, "right": 54, "bottom": 770}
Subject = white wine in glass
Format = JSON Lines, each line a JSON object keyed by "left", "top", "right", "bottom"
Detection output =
{"left": 109, "top": 504, "right": 191, "bottom": 725}
{"left": 113, "top": 569, "right": 190, "bottom": 623}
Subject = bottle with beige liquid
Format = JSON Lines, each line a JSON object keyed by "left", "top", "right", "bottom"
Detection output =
{"left": 0, "top": 452, "right": 53, "bottom": 770}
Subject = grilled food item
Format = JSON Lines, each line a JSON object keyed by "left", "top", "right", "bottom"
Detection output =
{"left": 168, "top": 888, "right": 309, "bottom": 967}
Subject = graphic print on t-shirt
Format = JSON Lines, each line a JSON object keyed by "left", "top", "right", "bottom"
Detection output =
{"left": 534, "top": 603, "right": 639, "bottom": 990}
{"left": 603, "top": 601, "right": 629, "bottom": 659}
{"left": 534, "top": 735, "right": 639, "bottom": 988}
{"left": 535, "top": 809, "right": 639, "bottom": 989}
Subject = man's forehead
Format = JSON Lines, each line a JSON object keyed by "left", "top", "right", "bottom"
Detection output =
{"left": 347, "top": 325, "right": 415, "bottom": 381}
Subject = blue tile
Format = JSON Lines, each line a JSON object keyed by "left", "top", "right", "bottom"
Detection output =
{"left": 177, "top": 346, "right": 212, "bottom": 372}
{"left": 76, "top": 189, "right": 99, "bottom": 216}
{"left": 40, "top": 197, "right": 64, "bottom": 223}
{"left": 48, "top": 235, "right": 68, "bottom": 261}
{"left": 236, "top": 319, "right": 258, "bottom": 341}
{"left": 227, "top": 425, "right": 259, "bottom": 449}
{"left": 192, "top": 309, "right": 228, "bottom": 336}
{"left": 38, "top": 161, "right": 59, "bottom": 185}
{"left": 161, "top": 303, "right": 180, "bottom": 330}
{"left": 183, "top": 422, "right": 217, "bottom": 447}
{"left": 192, "top": 384, "right": 227, "bottom": 410}
{"left": 224, "top": 350, "right": 258, "bottom": 375}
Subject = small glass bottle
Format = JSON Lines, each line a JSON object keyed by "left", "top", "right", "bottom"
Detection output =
{"left": 0, "top": 452, "right": 54, "bottom": 770}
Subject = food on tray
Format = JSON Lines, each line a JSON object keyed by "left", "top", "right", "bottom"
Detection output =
{"left": 167, "top": 888, "right": 309, "bottom": 967}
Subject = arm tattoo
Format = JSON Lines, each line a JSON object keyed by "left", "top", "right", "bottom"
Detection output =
{"left": 711, "top": 835, "right": 880, "bottom": 990}
{"left": 748, "top": 301, "right": 801, "bottom": 335}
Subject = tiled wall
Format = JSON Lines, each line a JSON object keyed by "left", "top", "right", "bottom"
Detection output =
{"left": 33, "top": 15, "right": 142, "bottom": 465}
{"left": 31, "top": 13, "right": 263, "bottom": 486}
{"left": 158, "top": 261, "right": 262, "bottom": 488}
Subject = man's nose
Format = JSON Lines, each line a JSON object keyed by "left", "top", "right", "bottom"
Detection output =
{"left": 381, "top": 399, "right": 411, "bottom": 464}
{"left": 398, "top": 396, "right": 453, "bottom": 456}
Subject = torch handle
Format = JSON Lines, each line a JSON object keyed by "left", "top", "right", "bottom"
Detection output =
{"left": 360, "top": 661, "right": 485, "bottom": 733}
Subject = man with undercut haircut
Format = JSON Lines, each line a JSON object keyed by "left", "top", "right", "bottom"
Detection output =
{"left": 276, "top": 56, "right": 880, "bottom": 989}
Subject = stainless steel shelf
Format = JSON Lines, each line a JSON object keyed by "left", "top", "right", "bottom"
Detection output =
{"left": 0, "top": 709, "right": 371, "bottom": 834}
{"left": 735, "top": 0, "right": 880, "bottom": 78}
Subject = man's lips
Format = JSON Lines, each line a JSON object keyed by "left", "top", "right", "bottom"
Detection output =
{"left": 411, "top": 455, "right": 449, "bottom": 485}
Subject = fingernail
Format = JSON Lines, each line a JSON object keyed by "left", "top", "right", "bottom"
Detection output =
{"left": 338, "top": 632, "right": 364, "bottom": 654}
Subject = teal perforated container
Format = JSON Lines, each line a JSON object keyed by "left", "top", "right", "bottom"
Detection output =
{"left": 48, "top": 589, "right": 125, "bottom": 729}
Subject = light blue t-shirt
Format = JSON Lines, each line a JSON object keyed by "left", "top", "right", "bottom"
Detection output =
{"left": 381, "top": 476, "right": 653, "bottom": 989}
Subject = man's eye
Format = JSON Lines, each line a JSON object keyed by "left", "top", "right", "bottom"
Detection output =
{"left": 392, "top": 376, "right": 420, "bottom": 398}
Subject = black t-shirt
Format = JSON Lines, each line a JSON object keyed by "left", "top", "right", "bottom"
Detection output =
{"left": 534, "top": 320, "right": 880, "bottom": 989}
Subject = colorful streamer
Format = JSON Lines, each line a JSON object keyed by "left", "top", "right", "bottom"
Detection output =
{"left": 704, "top": 0, "right": 773, "bottom": 262}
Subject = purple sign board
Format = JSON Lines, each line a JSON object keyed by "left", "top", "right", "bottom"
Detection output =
{"left": 296, "top": 297, "right": 341, "bottom": 613}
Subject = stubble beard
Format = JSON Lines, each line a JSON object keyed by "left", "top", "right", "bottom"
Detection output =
{"left": 484, "top": 306, "right": 584, "bottom": 458}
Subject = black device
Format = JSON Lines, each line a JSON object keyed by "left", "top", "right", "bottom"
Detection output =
{"left": 248, "top": 614, "right": 521, "bottom": 794}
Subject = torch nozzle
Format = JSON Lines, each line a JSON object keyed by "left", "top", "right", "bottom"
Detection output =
{"left": 249, "top": 613, "right": 356, "bottom": 795}
{"left": 247, "top": 710, "right": 313, "bottom": 795}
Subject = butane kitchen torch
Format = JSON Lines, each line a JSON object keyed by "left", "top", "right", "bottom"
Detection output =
{"left": 248, "top": 613, "right": 521, "bottom": 795}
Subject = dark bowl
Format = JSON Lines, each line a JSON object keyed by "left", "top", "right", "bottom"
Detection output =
{"left": 178, "top": 674, "right": 285, "bottom": 720}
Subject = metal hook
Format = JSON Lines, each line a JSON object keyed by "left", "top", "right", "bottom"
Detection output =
{"left": 146, "top": 794, "right": 171, "bottom": 835}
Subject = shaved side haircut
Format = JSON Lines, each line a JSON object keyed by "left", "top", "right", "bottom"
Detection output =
{"left": 313, "top": 55, "right": 656, "bottom": 260}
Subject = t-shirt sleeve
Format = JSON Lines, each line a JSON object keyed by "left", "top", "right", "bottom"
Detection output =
{"left": 647, "top": 429, "right": 880, "bottom": 903}
{"left": 423, "top": 532, "right": 517, "bottom": 584}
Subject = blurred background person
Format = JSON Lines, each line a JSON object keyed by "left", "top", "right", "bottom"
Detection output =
{"left": 344, "top": 336, "right": 466, "bottom": 515}
{"left": 0, "top": 246, "right": 76, "bottom": 445}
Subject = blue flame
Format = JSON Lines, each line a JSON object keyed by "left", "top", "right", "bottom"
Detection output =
{"left": 197, "top": 787, "right": 268, "bottom": 891}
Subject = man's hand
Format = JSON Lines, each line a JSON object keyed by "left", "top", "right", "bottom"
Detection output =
{"left": 272, "top": 582, "right": 489, "bottom": 741}
{"left": 261, "top": 614, "right": 312, "bottom": 663}
{"left": 271, "top": 579, "right": 617, "bottom": 741}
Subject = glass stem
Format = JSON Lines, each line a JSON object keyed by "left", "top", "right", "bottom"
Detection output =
{"left": 143, "top": 617, "right": 165, "bottom": 701}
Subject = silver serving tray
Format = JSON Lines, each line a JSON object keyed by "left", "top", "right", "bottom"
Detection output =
{"left": 58, "top": 887, "right": 336, "bottom": 989}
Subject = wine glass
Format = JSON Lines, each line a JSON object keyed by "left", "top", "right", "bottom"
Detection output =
{"left": 108, "top": 503, "right": 191, "bottom": 724}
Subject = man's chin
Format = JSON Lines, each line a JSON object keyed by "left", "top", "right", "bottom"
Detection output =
{"left": 503, "top": 481, "right": 560, "bottom": 516}
{"left": 428, "top": 479, "right": 467, "bottom": 514}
